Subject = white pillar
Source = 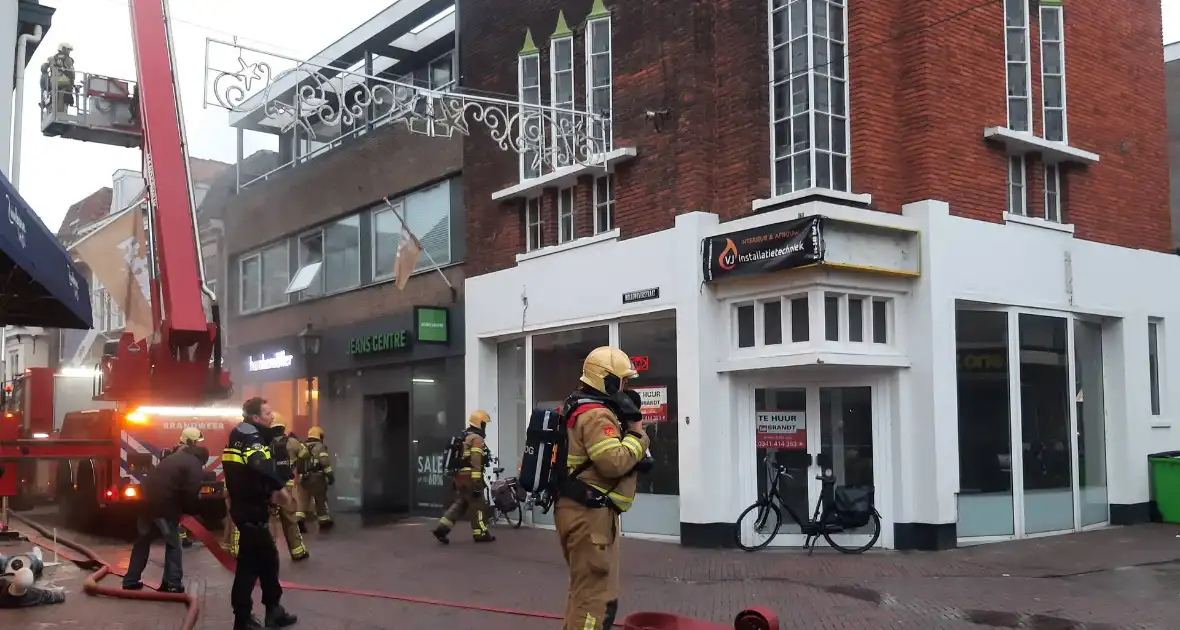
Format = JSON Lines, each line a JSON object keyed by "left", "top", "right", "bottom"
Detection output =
{"left": 0, "top": 0, "right": 19, "bottom": 180}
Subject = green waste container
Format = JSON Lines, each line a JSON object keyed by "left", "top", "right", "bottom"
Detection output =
{"left": 1149, "top": 451, "right": 1180, "bottom": 524}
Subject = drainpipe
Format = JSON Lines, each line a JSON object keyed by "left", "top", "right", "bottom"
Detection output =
{"left": 12, "top": 25, "right": 44, "bottom": 189}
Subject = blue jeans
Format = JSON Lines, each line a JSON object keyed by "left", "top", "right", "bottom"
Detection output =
{"left": 122, "top": 515, "right": 183, "bottom": 589}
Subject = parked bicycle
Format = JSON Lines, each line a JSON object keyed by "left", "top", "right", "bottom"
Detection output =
{"left": 734, "top": 455, "right": 880, "bottom": 554}
{"left": 484, "top": 457, "right": 525, "bottom": 529}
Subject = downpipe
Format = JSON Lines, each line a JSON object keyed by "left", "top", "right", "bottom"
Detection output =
{"left": 12, "top": 25, "right": 43, "bottom": 189}
{"left": 9, "top": 512, "right": 777, "bottom": 630}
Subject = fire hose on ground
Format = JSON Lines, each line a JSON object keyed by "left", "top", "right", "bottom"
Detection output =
{"left": 7, "top": 511, "right": 778, "bottom": 630}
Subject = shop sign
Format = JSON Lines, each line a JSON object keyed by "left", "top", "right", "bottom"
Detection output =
{"left": 631, "top": 386, "right": 669, "bottom": 423}
{"left": 756, "top": 411, "right": 806, "bottom": 449}
{"left": 415, "top": 306, "right": 449, "bottom": 344}
{"left": 631, "top": 356, "right": 650, "bottom": 372}
{"left": 247, "top": 350, "right": 294, "bottom": 372}
{"left": 417, "top": 452, "right": 447, "bottom": 489}
{"left": 347, "top": 330, "right": 410, "bottom": 355}
{"left": 702, "top": 216, "right": 823, "bottom": 282}
{"left": 622, "top": 287, "right": 660, "bottom": 304}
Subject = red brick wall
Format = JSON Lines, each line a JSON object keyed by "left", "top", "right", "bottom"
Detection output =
{"left": 461, "top": 0, "right": 1173, "bottom": 277}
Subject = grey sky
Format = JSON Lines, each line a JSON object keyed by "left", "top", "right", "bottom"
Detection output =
{"left": 15, "top": 0, "right": 1180, "bottom": 232}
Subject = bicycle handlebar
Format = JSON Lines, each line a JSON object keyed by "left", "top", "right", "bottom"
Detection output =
{"left": 493, "top": 467, "right": 505, "bottom": 475}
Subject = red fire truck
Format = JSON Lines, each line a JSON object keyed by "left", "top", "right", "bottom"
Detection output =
{"left": 0, "top": 0, "right": 234, "bottom": 533}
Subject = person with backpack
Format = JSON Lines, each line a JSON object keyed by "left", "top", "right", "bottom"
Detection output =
{"left": 547, "top": 346, "right": 651, "bottom": 630}
{"left": 432, "top": 410, "right": 495, "bottom": 544}
{"left": 299, "top": 426, "right": 335, "bottom": 531}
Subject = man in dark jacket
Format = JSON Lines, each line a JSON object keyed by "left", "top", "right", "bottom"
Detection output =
{"left": 224, "top": 397, "right": 298, "bottom": 630}
{"left": 121, "top": 439, "right": 209, "bottom": 593}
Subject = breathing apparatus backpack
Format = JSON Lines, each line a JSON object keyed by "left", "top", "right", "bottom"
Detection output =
{"left": 442, "top": 433, "right": 466, "bottom": 475}
{"left": 519, "top": 394, "right": 620, "bottom": 513}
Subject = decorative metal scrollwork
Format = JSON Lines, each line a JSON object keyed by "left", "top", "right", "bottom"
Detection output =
{"left": 204, "top": 40, "right": 610, "bottom": 172}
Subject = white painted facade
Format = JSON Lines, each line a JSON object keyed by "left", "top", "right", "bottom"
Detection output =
{"left": 465, "top": 199, "right": 1180, "bottom": 548}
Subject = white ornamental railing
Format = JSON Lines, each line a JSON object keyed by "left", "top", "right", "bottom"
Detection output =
{"left": 202, "top": 39, "right": 610, "bottom": 174}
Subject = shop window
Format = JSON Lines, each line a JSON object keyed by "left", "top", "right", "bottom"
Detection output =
{"left": 497, "top": 340, "right": 527, "bottom": 481}
{"left": 736, "top": 304, "right": 755, "bottom": 348}
{"left": 763, "top": 299, "right": 783, "bottom": 345}
{"left": 790, "top": 295, "right": 809, "bottom": 342}
{"left": 755, "top": 387, "right": 808, "bottom": 534}
{"left": 324, "top": 215, "right": 361, "bottom": 293}
{"left": 1018, "top": 313, "right": 1073, "bottom": 534}
{"left": 411, "top": 361, "right": 453, "bottom": 511}
{"left": 955, "top": 309, "right": 1015, "bottom": 537}
{"left": 824, "top": 293, "right": 839, "bottom": 341}
{"left": 1149, "top": 318, "right": 1163, "bottom": 416}
{"left": 532, "top": 326, "right": 610, "bottom": 410}
{"left": 848, "top": 297, "right": 864, "bottom": 342}
{"left": 1074, "top": 320, "right": 1108, "bottom": 526}
{"left": 619, "top": 317, "right": 679, "bottom": 496}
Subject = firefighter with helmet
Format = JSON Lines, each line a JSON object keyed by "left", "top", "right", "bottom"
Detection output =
{"left": 556, "top": 346, "right": 651, "bottom": 630}
{"left": 164, "top": 427, "right": 205, "bottom": 549}
{"left": 432, "top": 410, "right": 495, "bottom": 544}
{"left": 265, "top": 413, "right": 309, "bottom": 561}
{"left": 299, "top": 426, "right": 334, "bottom": 530}
{"left": 47, "top": 43, "right": 75, "bottom": 114}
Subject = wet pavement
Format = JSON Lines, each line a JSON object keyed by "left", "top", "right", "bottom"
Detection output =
{"left": 5, "top": 511, "right": 1180, "bottom": 629}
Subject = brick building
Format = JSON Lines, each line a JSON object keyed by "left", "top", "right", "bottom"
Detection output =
{"left": 218, "top": 0, "right": 469, "bottom": 514}
{"left": 460, "top": 0, "right": 1179, "bottom": 549}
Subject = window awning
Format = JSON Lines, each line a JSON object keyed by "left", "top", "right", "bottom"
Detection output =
{"left": 0, "top": 172, "right": 92, "bottom": 329}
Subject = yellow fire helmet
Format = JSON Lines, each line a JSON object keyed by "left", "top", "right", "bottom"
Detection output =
{"left": 307, "top": 426, "right": 324, "bottom": 441}
{"left": 469, "top": 409, "right": 491, "bottom": 427}
{"left": 580, "top": 346, "right": 638, "bottom": 395}
{"left": 271, "top": 412, "right": 285, "bottom": 431}
{"left": 179, "top": 427, "right": 204, "bottom": 445}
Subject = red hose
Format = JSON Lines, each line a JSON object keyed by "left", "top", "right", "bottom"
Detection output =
{"left": 7, "top": 512, "right": 776, "bottom": 630}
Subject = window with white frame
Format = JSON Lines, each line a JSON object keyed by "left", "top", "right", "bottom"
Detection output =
{"left": 735, "top": 292, "right": 890, "bottom": 350}
{"left": 1004, "top": 0, "right": 1032, "bottom": 133}
{"left": 1043, "top": 163, "right": 1062, "bottom": 222}
{"left": 238, "top": 241, "right": 289, "bottom": 314}
{"left": 1039, "top": 2, "right": 1067, "bottom": 143}
{"left": 518, "top": 52, "right": 542, "bottom": 180}
{"left": 769, "top": 0, "right": 850, "bottom": 195}
{"left": 1149, "top": 318, "right": 1163, "bottom": 416}
{"left": 289, "top": 231, "right": 324, "bottom": 298}
{"left": 323, "top": 215, "right": 361, "bottom": 294}
{"left": 586, "top": 16, "right": 613, "bottom": 153}
{"left": 551, "top": 34, "right": 575, "bottom": 167}
{"left": 525, "top": 197, "right": 543, "bottom": 251}
{"left": 593, "top": 175, "right": 614, "bottom": 234}
{"left": 1007, "top": 155, "right": 1026, "bottom": 215}
{"left": 557, "top": 187, "right": 575, "bottom": 243}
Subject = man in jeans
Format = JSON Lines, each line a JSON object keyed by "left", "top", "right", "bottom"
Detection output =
{"left": 122, "top": 429, "right": 209, "bottom": 593}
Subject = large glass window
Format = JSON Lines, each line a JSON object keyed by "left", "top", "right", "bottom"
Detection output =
{"left": 1019, "top": 313, "right": 1073, "bottom": 534}
{"left": 260, "top": 242, "right": 289, "bottom": 309}
{"left": 405, "top": 181, "right": 452, "bottom": 270}
{"left": 955, "top": 309, "right": 1015, "bottom": 537}
{"left": 295, "top": 231, "right": 324, "bottom": 299}
{"left": 755, "top": 387, "right": 808, "bottom": 534}
{"left": 372, "top": 201, "right": 403, "bottom": 281}
{"left": 532, "top": 327, "right": 610, "bottom": 411}
{"left": 411, "top": 361, "right": 452, "bottom": 511}
{"left": 1074, "top": 320, "right": 1108, "bottom": 526}
{"left": 619, "top": 318, "right": 678, "bottom": 496}
{"left": 323, "top": 215, "right": 360, "bottom": 293}
{"left": 497, "top": 340, "right": 526, "bottom": 477}
{"left": 239, "top": 255, "right": 261, "bottom": 313}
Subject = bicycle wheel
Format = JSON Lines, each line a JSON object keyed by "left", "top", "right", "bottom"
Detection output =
{"left": 735, "top": 500, "right": 782, "bottom": 552}
{"left": 507, "top": 503, "right": 523, "bottom": 529}
{"left": 822, "top": 510, "right": 881, "bottom": 554}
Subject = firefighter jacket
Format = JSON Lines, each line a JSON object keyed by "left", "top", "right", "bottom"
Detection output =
{"left": 285, "top": 436, "right": 309, "bottom": 488}
{"left": 271, "top": 434, "right": 308, "bottom": 488}
{"left": 302, "top": 441, "right": 335, "bottom": 481}
{"left": 222, "top": 419, "right": 286, "bottom": 525}
{"left": 143, "top": 446, "right": 207, "bottom": 521}
{"left": 459, "top": 428, "right": 487, "bottom": 481}
{"left": 566, "top": 404, "right": 650, "bottom": 513}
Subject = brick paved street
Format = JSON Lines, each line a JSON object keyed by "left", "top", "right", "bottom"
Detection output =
{"left": 7, "top": 515, "right": 1180, "bottom": 629}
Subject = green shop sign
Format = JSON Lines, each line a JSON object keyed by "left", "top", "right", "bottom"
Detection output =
{"left": 415, "top": 306, "right": 449, "bottom": 344}
{"left": 347, "top": 330, "right": 410, "bottom": 355}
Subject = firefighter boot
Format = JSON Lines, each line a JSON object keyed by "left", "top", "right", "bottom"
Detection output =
{"left": 233, "top": 615, "right": 264, "bottom": 630}
{"left": 432, "top": 524, "right": 450, "bottom": 545}
{"left": 473, "top": 532, "right": 496, "bottom": 543}
{"left": 264, "top": 604, "right": 298, "bottom": 627}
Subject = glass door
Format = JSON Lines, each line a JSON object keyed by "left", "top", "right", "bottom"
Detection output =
{"left": 748, "top": 385, "right": 876, "bottom": 547}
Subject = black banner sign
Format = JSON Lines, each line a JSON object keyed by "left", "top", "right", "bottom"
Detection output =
{"left": 702, "top": 216, "right": 824, "bottom": 282}
{"left": 622, "top": 287, "right": 660, "bottom": 304}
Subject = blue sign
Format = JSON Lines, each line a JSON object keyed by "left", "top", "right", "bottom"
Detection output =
{"left": 0, "top": 171, "right": 92, "bottom": 329}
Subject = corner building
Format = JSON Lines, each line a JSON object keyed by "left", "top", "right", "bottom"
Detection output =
{"left": 461, "top": 0, "right": 1175, "bottom": 549}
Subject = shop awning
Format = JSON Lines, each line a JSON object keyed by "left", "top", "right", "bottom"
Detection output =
{"left": 0, "top": 172, "right": 92, "bottom": 329}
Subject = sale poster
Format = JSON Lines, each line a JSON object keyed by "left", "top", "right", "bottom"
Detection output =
{"left": 631, "top": 386, "right": 669, "bottom": 423}
{"left": 755, "top": 411, "right": 806, "bottom": 449}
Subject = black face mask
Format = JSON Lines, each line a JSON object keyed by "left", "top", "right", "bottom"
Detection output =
{"left": 615, "top": 389, "right": 643, "bottom": 422}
